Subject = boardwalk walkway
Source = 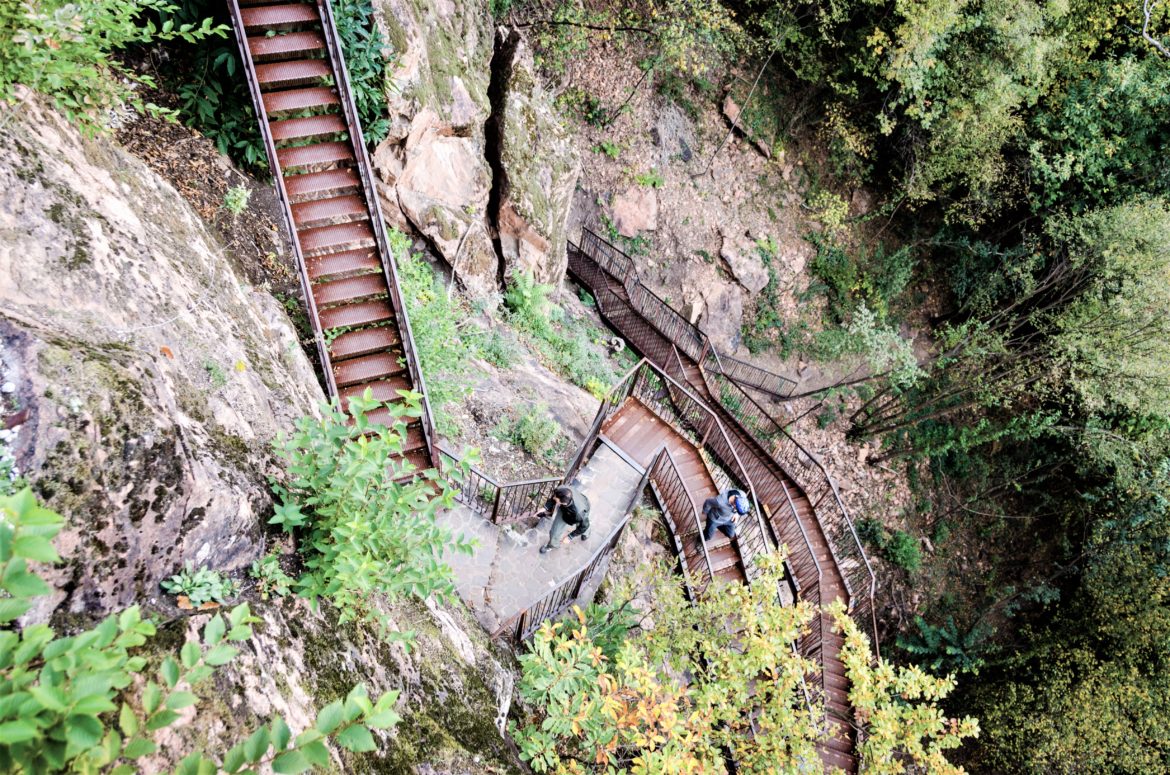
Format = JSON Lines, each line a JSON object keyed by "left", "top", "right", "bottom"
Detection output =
{"left": 436, "top": 443, "right": 643, "bottom": 634}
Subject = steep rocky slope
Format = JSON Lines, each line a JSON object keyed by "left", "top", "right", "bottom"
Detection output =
{"left": 0, "top": 93, "right": 521, "bottom": 773}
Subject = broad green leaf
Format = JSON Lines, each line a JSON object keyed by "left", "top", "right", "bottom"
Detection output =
{"left": 271, "top": 715, "right": 291, "bottom": 750}
{"left": 203, "top": 643, "right": 238, "bottom": 666}
{"left": 272, "top": 749, "right": 311, "bottom": 774}
{"left": 315, "top": 700, "right": 344, "bottom": 734}
{"left": 142, "top": 681, "right": 162, "bottom": 714}
{"left": 243, "top": 726, "right": 270, "bottom": 762}
{"left": 181, "top": 640, "right": 201, "bottom": 669}
{"left": 13, "top": 535, "right": 59, "bottom": 563}
{"left": 165, "top": 691, "right": 198, "bottom": 711}
{"left": 123, "top": 737, "right": 157, "bottom": 759}
{"left": 145, "top": 709, "right": 181, "bottom": 731}
{"left": 119, "top": 703, "right": 140, "bottom": 737}
{"left": 203, "top": 615, "right": 225, "bottom": 646}
{"left": 0, "top": 719, "right": 38, "bottom": 743}
{"left": 336, "top": 724, "right": 376, "bottom": 753}
{"left": 161, "top": 657, "right": 180, "bottom": 688}
{"left": 65, "top": 714, "right": 104, "bottom": 751}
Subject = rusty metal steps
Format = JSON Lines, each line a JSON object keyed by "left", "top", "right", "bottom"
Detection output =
{"left": 255, "top": 58, "right": 332, "bottom": 89}
{"left": 284, "top": 167, "right": 361, "bottom": 202}
{"left": 240, "top": 3, "right": 319, "bottom": 31}
{"left": 230, "top": 0, "right": 436, "bottom": 475}
{"left": 263, "top": 86, "right": 339, "bottom": 115}
{"left": 318, "top": 299, "right": 393, "bottom": 330}
{"left": 333, "top": 353, "right": 406, "bottom": 388}
{"left": 313, "top": 274, "right": 388, "bottom": 307}
{"left": 248, "top": 30, "right": 326, "bottom": 61}
{"left": 328, "top": 326, "right": 400, "bottom": 361}
{"left": 298, "top": 221, "right": 375, "bottom": 255}
{"left": 292, "top": 194, "right": 366, "bottom": 229}
{"left": 307, "top": 247, "right": 379, "bottom": 280}
{"left": 276, "top": 141, "right": 353, "bottom": 171}
{"left": 340, "top": 376, "right": 411, "bottom": 405}
{"left": 270, "top": 113, "right": 347, "bottom": 142}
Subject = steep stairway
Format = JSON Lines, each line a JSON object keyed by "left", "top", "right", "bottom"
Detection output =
{"left": 228, "top": 0, "right": 435, "bottom": 472}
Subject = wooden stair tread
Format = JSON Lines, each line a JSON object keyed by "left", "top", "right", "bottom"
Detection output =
{"left": 332, "top": 352, "right": 405, "bottom": 387}
{"left": 292, "top": 194, "right": 366, "bottom": 228}
{"left": 255, "top": 58, "right": 331, "bottom": 87}
{"left": 308, "top": 248, "right": 380, "bottom": 280}
{"left": 329, "top": 326, "right": 401, "bottom": 361}
{"left": 298, "top": 221, "right": 374, "bottom": 254}
{"left": 277, "top": 140, "right": 353, "bottom": 170}
{"left": 248, "top": 31, "right": 327, "bottom": 60}
{"left": 240, "top": 3, "right": 318, "bottom": 30}
{"left": 314, "top": 273, "right": 387, "bottom": 306}
{"left": 270, "top": 113, "right": 347, "bottom": 142}
{"left": 284, "top": 167, "right": 361, "bottom": 202}
{"left": 340, "top": 377, "right": 412, "bottom": 404}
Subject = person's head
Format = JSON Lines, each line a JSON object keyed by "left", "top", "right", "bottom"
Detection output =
{"left": 554, "top": 486, "right": 573, "bottom": 505}
{"left": 730, "top": 491, "right": 750, "bottom": 515}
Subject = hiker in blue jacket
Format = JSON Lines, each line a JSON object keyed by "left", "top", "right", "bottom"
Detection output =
{"left": 702, "top": 488, "right": 749, "bottom": 541}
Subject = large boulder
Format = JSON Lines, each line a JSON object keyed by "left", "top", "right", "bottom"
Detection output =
{"left": 372, "top": 0, "right": 499, "bottom": 296}
{"left": 0, "top": 97, "right": 323, "bottom": 620}
{"left": 494, "top": 31, "right": 580, "bottom": 286}
{"left": 609, "top": 186, "right": 659, "bottom": 237}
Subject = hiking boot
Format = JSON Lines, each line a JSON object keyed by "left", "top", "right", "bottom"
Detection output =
{"left": 539, "top": 545, "right": 553, "bottom": 554}
{"left": 580, "top": 531, "right": 590, "bottom": 541}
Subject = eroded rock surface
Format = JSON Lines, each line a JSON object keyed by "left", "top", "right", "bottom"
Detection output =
{"left": 494, "top": 31, "right": 580, "bottom": 286}
{"left": 0, "top": 98, "right": 323, "bottom": 620}
{"left": 373, "top": 0, "right": 500, "bottom": 296}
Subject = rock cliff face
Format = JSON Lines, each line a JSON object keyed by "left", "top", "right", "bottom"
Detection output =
{"left": 371, "top": 2, "right": 578, "bottom": 297}
{"left": 492, "top": 31, "right": 581, "bottom": 286}
{"left": 0, "top": 98, "right": 323, "bottom": 621}
{"left": 0, "top": 96, "right": 522, "bottom": 772}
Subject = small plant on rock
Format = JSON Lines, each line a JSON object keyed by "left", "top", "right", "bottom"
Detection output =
{"left": 222, "top": 184, "right": 251, "bottom": 216}
{"left": 161, "top": 563, "right": 240, "bottom": 608}
{"left": 249, "top": 552, "right": 294, "bottom": 600}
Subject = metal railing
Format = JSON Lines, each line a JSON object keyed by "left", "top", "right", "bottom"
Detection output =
{"left": 647, "top": 447, "right": 716, "bottom": 598}
{"left": 571, "top": 230, "right": 878, "bottom": 646}
{"left": 494, "top": 467, "right": 648, "bottom": 643}
{"left": 314, "top": 0, "right": 439, "bottom": 466}
{"left": 437, "top": 445, "right": 560, "bottom": 524}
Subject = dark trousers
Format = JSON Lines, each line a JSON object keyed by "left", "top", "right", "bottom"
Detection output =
{"left": 544, "top": 510, "right": 590, "bottom": 550}
{"left": 704, "top": 516, "right": 736, "bottom": 541}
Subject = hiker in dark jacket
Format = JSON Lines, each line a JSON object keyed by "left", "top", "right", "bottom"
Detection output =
{"left": 539, "top": 485, "right": 592, "bottom": 554}
{"left": 702, "top": 488, "right": 749, "bottom": 541}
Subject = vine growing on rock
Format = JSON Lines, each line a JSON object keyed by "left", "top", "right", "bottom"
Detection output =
{"left": 0, "top": 489, "right": 401, "bottom": 774}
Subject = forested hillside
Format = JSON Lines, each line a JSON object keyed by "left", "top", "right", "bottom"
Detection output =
{"left": 1, "top": 0, "right": 1167, "bottom": 772}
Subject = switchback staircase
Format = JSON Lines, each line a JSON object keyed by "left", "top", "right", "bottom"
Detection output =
{"left": 228, "top": 0, "right": 437, "bottom": 472}
{"left": 569, "top": 228, "right": 878, "bottom": 773}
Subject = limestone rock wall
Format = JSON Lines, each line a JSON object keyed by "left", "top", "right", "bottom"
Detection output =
{"left": 371, "top": 2, "right": 579, "bottom": 298}
{"left": 493, "top": 31, "right": 581, "bottom": 286}
{"left": 0, "top": 97, "right": 325, "bottom": 620}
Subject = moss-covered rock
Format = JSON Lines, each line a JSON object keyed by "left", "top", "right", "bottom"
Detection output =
{"left": 494, "top": 31, "right": 580, "bottom": 287}
{"left": 0, "top": 96, "right": 323, "bottom": 621}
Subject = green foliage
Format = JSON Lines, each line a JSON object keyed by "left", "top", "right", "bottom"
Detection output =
{"left": 174, "top": 43, "right": 267, "bottom": 172}
{"left": 489, "top": 0, "right": 514, "bottom": 17}
{"left": 513, "top": 556, "right": 824, "bottom": 773}
{"left": 831, "top": 601, "right": 980, "bottom": 774}
{"left": 202, "top": 360, "right": 227, "bottom": 388}
{"left": 556, "top": 87, "right": 609, "bottom": 126}
{"left": 249, "top": 552, "right": 294, "bottom": 601}
{"left": 897, "top": 615, "right": 991, "bottom": 675}
{"left": 633, "top": 169, "right": 664, "bottom": 189}
{"left": 393, "top": 229, "right": 480, "bottom": 436}
{"left": 593, "top": 140, "right": 622, "bottom": 159}
{"left": 809, "top": 237, "right": 916, "bottom": 323}
{"left": 161, "top": 563, "right": 240, "bottom": 607}
{"left": 270, "top": 391, "right": 475, "bottom": 639}
{"left": 504, "top": 271, "right": 621, "bottom": 398}
{"left": 479, "top": 329, "right": 519, "bottom": 368}
{"left": 494, "top": 404, "right": 565, "bottom": 463}
{"left": 559, "top": 601, "right": 638, "bottom": 661}
{"left": 599, "top": 215, "right": 652, "bottom": 257}
{"left": 0, "top": 0, "right": 226, "bottom": 133}
{"left": 855, "top": 518, "right": 922, "bottom": 572}
{"left": 807, "top": 189, "right": 849, "bottom": 234}
{"left": 222, "top": 185, "right": 251, "bottom": 216}
{"left": 331, "top": 0, "right": 392, "bottom": 146}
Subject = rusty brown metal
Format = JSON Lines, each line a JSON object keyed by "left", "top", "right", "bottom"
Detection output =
{"left": 290, "top": 194, "right": 365, "bottom": 228}
{"left": 229, "top": 0, "right": 440, "bottom": 467}
{"left": 255, "top": 59, "right": 331, "bottom": 88}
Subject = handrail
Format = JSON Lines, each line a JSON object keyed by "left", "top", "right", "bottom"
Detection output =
{"left": 315, "top": 0, "right": 438, "bottom": 467}
{"left": 495, "top": 463, "right": 648, "bottom": 642}
{"left": 648, "top": 446, "right": 717, "bottom": 597}
{"left": 436, "top": 444, "right": 559, "bottom": 524}
{"left": 572, "top": 229, "right": 878, "bottom": 649}
{"left": 226, "top": 0, "right": 336, "bottom": 399}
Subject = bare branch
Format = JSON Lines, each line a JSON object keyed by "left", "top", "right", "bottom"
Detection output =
{"left": 1141, "top": 0, "right": 1170, "bottom": 58}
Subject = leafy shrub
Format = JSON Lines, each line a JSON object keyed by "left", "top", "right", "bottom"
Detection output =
{"left": 885, "top": 529, "right": 922, "bottom": 572}
{"left": 495, "top": 403, "right": 564, "bottom": 462}
{"left": 561, "top": 601, "right": 638, "bottom": 660}
{"left": 504, "top": 271, "right": 555, "bottom": 334}
{"left": 249, "top": 552, "right": 294, "bottom": 600}
{"left": 331, "top": 0, "right": 392, "bottom": 145}
{"left": 161, "top": 563, "right": 240, "bottom": 607}
{"left": 0, "top": 0, "right": 226, "bottom": 133}
{"left": 897, "top": 615, "right": 991, "bottom": 675}
{"left": 593, "top": 140, "right": 622, "bottom": 159}
{"left": 0, "top": 489, "right": 403, "bottom": 772}
{"left": 809, "top": 236, "right": 916, "bottom": 323}
{"left": 222, "top": 184, "right": 251, "bottom": 215}
{"left": 480, "top": 329, "right": 519, "bottom": 368}
{"left": 807, "top": 189, "right": 850, "bottom": 234}
{"left": 270, "top": 390, "right": 474, "bottom": 639}
{"left": 174, "top": 46, "right": 267, "bottom": 172}
{"left": 634, "top": 168, "right": 664, "bottom": 189}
